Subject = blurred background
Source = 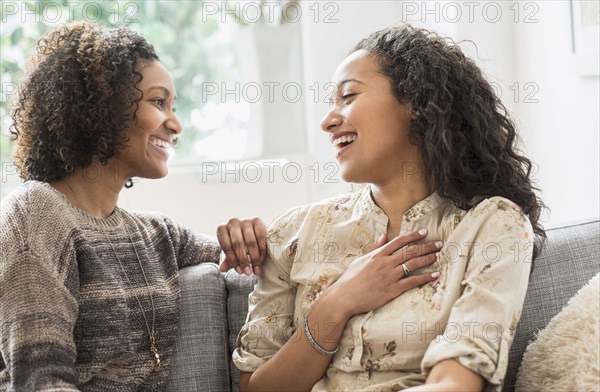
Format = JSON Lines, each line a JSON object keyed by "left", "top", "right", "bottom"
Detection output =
{"left": 1, "top": 0, "right": 598, "bottom": 234}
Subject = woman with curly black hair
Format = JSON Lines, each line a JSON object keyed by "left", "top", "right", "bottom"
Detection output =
{"left": 228, "top": 25, "right": 546, "bottom": 391}
{"left": 0, "top": 22, "right": 266, "bottom": 391}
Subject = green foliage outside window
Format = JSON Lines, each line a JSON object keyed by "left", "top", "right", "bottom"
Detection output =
{"left": 0, "top": 0, "right": 243, "bottom": 167}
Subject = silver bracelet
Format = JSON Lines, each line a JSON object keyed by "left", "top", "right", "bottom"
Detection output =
{"left": 303, "top": 312, "right": 338, "bottom": 356}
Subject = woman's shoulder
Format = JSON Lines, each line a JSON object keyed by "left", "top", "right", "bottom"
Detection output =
{"left": 469, "top": 196, "right": 527, "bottom": 216}
{"left": 1, "top": 180, "right": 67, "bottom": 221}
{"left": 464, "top": 195, "right": 532, "bottom": 230}
{"left": 1, "top": 181, "right": 78, "bottom": 254}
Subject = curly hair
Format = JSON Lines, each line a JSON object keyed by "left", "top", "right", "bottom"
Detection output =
{"left": 354, "top": 25, "right": 546, "bottom": 261}
{"left": 10, "top": 22, "right": 158, "bottom": 182}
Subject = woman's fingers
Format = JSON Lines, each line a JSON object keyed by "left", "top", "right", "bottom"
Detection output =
{"left": 398, "top": 240, "right": 443, "bottom": 265}
{"left": 394, "top": 271, "right": 441, "bottom": 295}
{"left": 242, "top": 217, "right": 267, "bottom": 275}
{"left": 216, "top": 223, "right": 235, "bottom": 271}
{"left": 369, "top": 234, "right": 387, "bottom": 252}
{"left": 217, "top": 218, "right": 249, "bottom": 274}
{"left": 377, "top": 230, "right": 442, "bottom": 274}
{"left": 379, "top": 228, "right": 428, "bottom": 256}
{"left": 218, "top": 252, "right": 230, "bottom": 273}
{"left": 216, "top": 217, "right": 268, "bottom": 275}
{"left": 395, "top": 252, "right": 439, "bottom": 279}
{"left": 390, "top": 239, "right": 443, "bottom": 280}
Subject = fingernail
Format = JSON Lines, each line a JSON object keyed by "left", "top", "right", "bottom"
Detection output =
{"left": 418, "top": 228, "right": 428, "bottom": 235}
{"left": 235, "top": 267, "right": 242, "bottom": 274}
{"left": 431, "top": 271, "right": 441, "bottom": 278}
{"left": 244, "top": 266, "right": 252, "bottom": 275}
{"left": 253, "top": 266, "right": 261, "bottom": 276}
{"left": 435, "top": 241, "right": 443, "bottom": 249}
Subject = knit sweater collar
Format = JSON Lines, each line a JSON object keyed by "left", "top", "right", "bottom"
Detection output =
{"left": 35, "top": 181, "right": 125, "bottom": 229}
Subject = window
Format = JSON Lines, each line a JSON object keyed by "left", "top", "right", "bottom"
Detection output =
{"left": 0, "top": 0, "right": 261, "bottom": 169}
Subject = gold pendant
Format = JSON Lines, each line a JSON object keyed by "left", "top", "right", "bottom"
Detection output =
{"left": 150, "top": 336, "right": 160, "bottom": 370}
{"left": 150, "top": 346, "right": 160, "bottom": 370}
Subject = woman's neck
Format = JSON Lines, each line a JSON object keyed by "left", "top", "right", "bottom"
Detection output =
{"left": 51, "top": 165, "right": 126, "bottom": 219}
{"left": 371, "top": 175, "right": 435, "bottom": 238}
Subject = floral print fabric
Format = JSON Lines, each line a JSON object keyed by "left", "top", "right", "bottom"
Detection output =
{"left": 233, "top": 186, "right": 533, "bottom": 391}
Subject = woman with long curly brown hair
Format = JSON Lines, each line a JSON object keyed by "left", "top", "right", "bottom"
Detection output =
{"left": 226, "top": 25, "right": 546, "bottom": 391}
{"left": 0, "top": 22, "right": 266, "bottom": 391}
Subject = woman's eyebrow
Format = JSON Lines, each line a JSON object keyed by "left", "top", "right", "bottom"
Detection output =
{"left": 338, "top": 78, "right": 365, "bottom": 87}
{"left": 148, "top": 86, "right": 171, "bottom": 97}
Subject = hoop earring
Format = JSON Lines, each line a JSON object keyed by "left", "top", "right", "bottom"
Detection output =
{"left": 125, "top": 179, "right": 134, "bottom": 189}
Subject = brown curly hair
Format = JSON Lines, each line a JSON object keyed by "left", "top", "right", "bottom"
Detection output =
{"left": 354, "top": 25, "right": 546, "bottom": 261}
{"left": 10, "top": 22, "right": 158, "bottom": 182}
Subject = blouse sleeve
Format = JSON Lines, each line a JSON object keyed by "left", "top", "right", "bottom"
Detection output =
{"left": 0, "top": 189, "right": 80, "bottom": 391}
{"left": 232, "top": 207, "right": 303, "bottom": 372}
{"left": 421, "top": 197, "right": 534, "bottom": 390}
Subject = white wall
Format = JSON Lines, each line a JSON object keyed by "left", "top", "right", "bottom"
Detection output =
{"left": 118, "top": 154, "right": 314, "bottom": 235}
{"left": 512, "top": 1, "right": 600, "bottom": 226}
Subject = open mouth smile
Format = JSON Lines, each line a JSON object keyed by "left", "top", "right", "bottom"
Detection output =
{"left": 331, "top": 133, "right": 357, "bottom": 157}
{"left": 332, "top": 134, "right": 356, "bottom": 148}
{"left": 149, "top": 136, "right": 173, "bottom": 159}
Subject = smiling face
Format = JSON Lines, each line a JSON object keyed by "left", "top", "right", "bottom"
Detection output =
{"left": 320, "top": 50, "right": 423, "bottom": 186}
{"left": 115, "top": 60, "right": 182, "bottom": 180}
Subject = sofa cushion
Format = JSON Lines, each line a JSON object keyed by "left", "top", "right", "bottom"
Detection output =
{"left": 503, "top": 219, "right": 600, "bottom": 391}
{"left": 225, "top": 271, "right": 256, "bottom": 392}
{"left": 167, "top": 263, "right": 230, "bottom": 392}
{"left": 515, "top": 272, "right": 599, "bottom": 391}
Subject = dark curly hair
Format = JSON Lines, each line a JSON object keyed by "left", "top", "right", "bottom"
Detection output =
{"left": 354, "top": 25, "right": 546, "bottom": 261}
{"left": 10, "top": 22, "right": 158, "bottom": 182}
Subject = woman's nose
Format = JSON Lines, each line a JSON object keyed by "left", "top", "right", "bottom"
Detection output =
{"left": 320, "top": 109, "right": 342, "bottom": 133}
{"left": 167, "top": 112, "right": 183, "bottom": 135}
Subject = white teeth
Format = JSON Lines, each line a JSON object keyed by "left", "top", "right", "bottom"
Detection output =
{"left": 333, "top": 135, "right": 357, "bottom": 146}
{"left": 151, "top": 138, "right": 170, "bottom": 149}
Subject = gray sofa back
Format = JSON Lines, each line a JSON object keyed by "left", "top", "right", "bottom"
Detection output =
{"left": 167, "top": 219, "right": 600, "bottom": 392}
{"left": 504, "top": 219, "right": 600, "bottom": 391}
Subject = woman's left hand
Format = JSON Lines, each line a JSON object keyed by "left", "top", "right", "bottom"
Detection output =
{"left": 217, "top": 217, "right": 267, "bottom": 275}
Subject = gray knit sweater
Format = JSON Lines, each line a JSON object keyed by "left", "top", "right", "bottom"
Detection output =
{"left": 0, "top": 181, "right": 221, "bottom": 391}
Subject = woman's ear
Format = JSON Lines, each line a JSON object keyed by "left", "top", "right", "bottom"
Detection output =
{"left": 411, "top": 108, "right": 420, "bottom": 120}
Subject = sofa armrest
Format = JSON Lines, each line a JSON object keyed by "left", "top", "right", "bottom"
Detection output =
{"left": 225, "top": 271, "right": 257, "bottom": 392}
{"left": 167, "top": 263, "right": 231, "bottom": 392}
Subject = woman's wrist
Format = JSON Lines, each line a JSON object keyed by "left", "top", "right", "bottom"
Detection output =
{"left": 313, "top": 286, "right": 353, "bottom": 326}
{"left": 304, "top": 311, "right": 339, "bottom": 356}
{"left": 303, "top": 298, "right": 347, "bottom": 353}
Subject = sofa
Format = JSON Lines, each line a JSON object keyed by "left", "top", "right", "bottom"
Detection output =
{"left": 166, "top": 219, "right": 600, "bottom": 392}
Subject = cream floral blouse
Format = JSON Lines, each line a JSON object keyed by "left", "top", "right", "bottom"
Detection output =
{"left": 233, "top": 186, "right": 533, "bottom": 391}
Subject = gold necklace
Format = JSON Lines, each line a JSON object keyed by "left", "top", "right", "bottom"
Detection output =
{"left": 101, "top": 212, "right": 161, "bottom": 370}
{"left": 57, "top": 180, "right": 161, "bottom": 369}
